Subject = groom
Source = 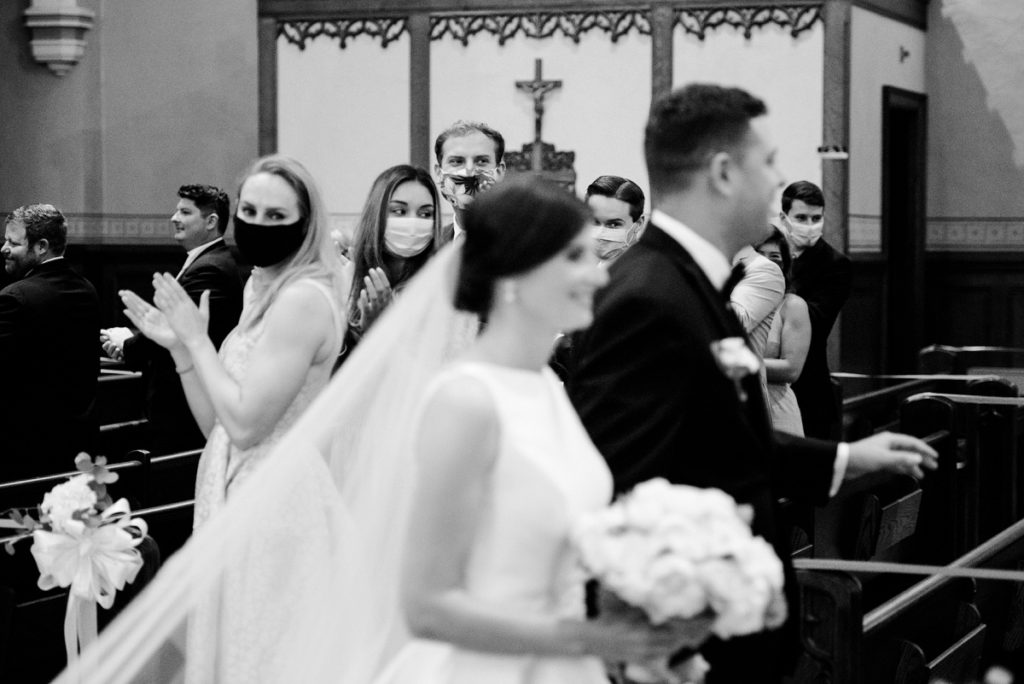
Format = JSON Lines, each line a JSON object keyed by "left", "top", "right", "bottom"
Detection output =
{"left": 567, "top": 84, "right": 937, "bottom": 683}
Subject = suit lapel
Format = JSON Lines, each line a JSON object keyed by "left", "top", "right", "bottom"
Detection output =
{"left": 644, "top": 224, "right": 773, "bottom": 441}
{"left": 643, "top": 225, "right": 742, "bottom": 339}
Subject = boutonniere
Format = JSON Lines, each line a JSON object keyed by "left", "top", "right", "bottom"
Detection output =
{"left": 710, "top": 337, "right": 762, "bottom": 402}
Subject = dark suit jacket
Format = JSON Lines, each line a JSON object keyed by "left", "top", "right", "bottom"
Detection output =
{"left": 789, "top": 238, "right": 852, "bottom": 438}
{"left": 122, "top": 240, "right": 243, "bottom": 455}
{"left": 0, "top": 259, "right": 100, "bottom": 480}
{"left": 568, "top": 224, "right": 836, "bottom": 682}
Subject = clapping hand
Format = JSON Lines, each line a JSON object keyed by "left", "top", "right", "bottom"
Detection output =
{"left": 846, "top": 431, "right": 940, "bottom": 481}
{"left": 120, "top": 290, "right": 180, "bottom": 350}
{"left": 151, "top": 272, "right": 210, "bottom": 348}
{"left": 356, "top": 267, "right": 393, "bottom": 330}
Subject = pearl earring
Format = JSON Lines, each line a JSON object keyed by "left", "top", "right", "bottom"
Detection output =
{"left": 502, "top": 281, "right": 518, "bottom": 305}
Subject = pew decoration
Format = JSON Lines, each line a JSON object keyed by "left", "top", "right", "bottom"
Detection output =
{"left": 573, "top": 478, "right": 786, "bottom": 683}
{"left": 0, "top": 452, "right": 148, "bottom": 664}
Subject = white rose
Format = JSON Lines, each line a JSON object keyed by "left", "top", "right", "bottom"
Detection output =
{"left": 41, "top": 474, "right": 97, "bottom": 535}
{"left": 645, "top": 555, "right": 707, "bottom": 623}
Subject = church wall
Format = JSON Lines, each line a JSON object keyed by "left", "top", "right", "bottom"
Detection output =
{"left": 0, "top": 0, "right": 259, "bottom": 325}
{"left": 0, "top": 0, "right": 104, "bottom": 214}
{"left": 925, "top": 0, "right": 1024, "bottom": 249}
{"left": 673, "top": 21, "right": 824, "bottom": 202}
{"left": 278, "top": 33, "right": 410, "bottom": 233}
{"left": 277, "top": 19, "right": 823, "bottom": 245}
{"left": 278, "top": 29, "right": 652, "bottom": 243}
{"left": 848, "top": 5, "right": 926, "bottom": 253}
{"left": 920, "top": 0, "right": 1024, "bottom": 349}
{"left": 0, "top": 0, "right": 259, "bottom": 238}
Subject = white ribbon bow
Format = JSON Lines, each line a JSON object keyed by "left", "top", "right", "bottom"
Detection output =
{"left": 29, "top": 499, "right": 148, "bottom": 663}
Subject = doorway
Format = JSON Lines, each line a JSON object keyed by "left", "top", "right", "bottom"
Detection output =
{"left": 881, "top": 86, "right": 927, "bottom": 373}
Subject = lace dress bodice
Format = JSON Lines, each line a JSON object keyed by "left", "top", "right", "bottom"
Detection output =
{"left": 193, "top": 275, "right": 342, "bottom": 526}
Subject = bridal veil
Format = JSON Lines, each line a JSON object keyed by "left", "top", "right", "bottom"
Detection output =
{"left": 55, "top": 243, "right": 474, "bottom": 683}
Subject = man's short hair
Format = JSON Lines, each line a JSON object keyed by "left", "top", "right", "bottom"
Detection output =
{"left": 6, "top": 204, "right": 68, "bottom": 255}
{"left": 781, "top": 180, "right": 825, "bottom": 214}
{"left": 585, "top": 175, "right": 646, "bottom": 222}
{"left": 645, "top": 83, "right": 768, "bottom": 195}
{"left": 433, "top": 120, "right": 505, "bottom": 165}
{"left": 178, "top": 184, "right": 231, "bottom": 234}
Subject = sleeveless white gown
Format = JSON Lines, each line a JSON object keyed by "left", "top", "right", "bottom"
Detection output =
{"left": 375, "top": 361, "right": 613, "bottom": 684}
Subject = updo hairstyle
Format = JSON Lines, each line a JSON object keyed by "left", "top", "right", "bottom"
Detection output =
{"left": 454, "top": 175, "right": 589, "bottom": 316}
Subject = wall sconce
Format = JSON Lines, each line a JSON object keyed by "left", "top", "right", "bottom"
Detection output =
{"left": 23, "top": 0, "right": 96, "bottom": 77}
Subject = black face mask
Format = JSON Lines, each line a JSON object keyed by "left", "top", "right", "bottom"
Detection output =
{"left": 233, "top": 215, "right": 307, "bottom": 267}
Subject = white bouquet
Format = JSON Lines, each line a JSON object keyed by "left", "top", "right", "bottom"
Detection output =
{"left": 573, "top": 478, "right": 787, "bottom": 682}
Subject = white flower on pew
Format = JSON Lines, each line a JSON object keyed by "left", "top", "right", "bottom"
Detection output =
{"left": 39, "top": 474, "right": 98, "bottom": 536}
{"left": 31, "top": 496, "right": 147, "bottom": 609}
{"left": 1, "top": 453, "right": 148, "bottom": 662}
{"left": 573, "top": 478, "right": 786, "bottom": 682}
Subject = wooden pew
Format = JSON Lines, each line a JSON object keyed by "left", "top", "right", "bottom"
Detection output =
{"left": 147, "top": 448, "right": 202, "bottom": 507}
{"left": 920, "top": 344, "right": 1024, "bottom": 393}
{"left": 95, "top": 369, "right": 145, "bottom": 425}
{"left": 791, "top": 517, "right": 1024, "bottom": 684}
{"left": 96, "top": 418, "right": 151, "bottom": 462}
{"left": 805, "top": 383, "right": 1024, "bottom": 614}
{"left": 901, "top": 392, "right": 1024, "bottom": 559}
{"left": 0, "top": 458, "right": 149, "bottom": 512}
{"left": 840, "top": 374, "right": 1016, "bottom": 441}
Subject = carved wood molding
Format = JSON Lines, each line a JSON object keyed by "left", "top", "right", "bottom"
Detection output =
{"left": 675, "top": 4, "right": 821, "bottom": 40}
{"left": 276, "top": 4, "right": 824, "bottom": 50}
{"left": 279, "top": 17, "right": 408, "bottom": 49}
{"left": 430, "top": 11, "right": 651, "bottom": 46}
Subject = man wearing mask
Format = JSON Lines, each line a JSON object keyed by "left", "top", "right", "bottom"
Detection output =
{"left": 585, "top": 175, "right": 646, "bottom": 264}
{"left": 433, "top": 120, "right": 506, "bottom": 241}
{"left": 778, "top": 180, "right": 851, "bottom": 439}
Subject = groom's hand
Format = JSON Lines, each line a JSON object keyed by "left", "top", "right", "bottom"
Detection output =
{"left": 845, "top": 431, "right": 939, "bottom": 481}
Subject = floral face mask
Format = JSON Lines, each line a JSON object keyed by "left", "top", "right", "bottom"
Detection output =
{"left": 438, "top": 169, "right": 499, "bottom": 210}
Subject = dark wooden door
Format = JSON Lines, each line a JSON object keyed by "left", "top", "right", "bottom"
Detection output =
{"left": 882, "top": 86, "right": 927, "bottom": 372}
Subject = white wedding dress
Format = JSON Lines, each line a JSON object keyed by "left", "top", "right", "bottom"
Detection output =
{"left": 375, "top": 361, "right": 613, "bottom": 684}
{"left": 51, "top": 243, "right": 614, "bottom": 684}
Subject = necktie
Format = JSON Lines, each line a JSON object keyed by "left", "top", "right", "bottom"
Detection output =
{"left": 720, "top": 263, "right": 746, "bottom": 301}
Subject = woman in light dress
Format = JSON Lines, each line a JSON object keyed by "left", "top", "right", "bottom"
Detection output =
{"left": 756, "top": 227, "right": 810, "bottom": 436}
{"left": 123, "top": 155, "right": 347, "bottom": 522}
{"left": 374, "top": 177, "right": 704, "bottom": 683}
{"left": 120, "top": 155, "right": 348, "bottom": 682}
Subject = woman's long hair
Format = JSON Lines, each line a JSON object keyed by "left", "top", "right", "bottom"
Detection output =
{"left": 236, "top": 155, "right": 349, "bottom": 330}
{"left": 347, "top": 165, "right": 443, "bottom": 330}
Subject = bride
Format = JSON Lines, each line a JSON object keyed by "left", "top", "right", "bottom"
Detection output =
{"left": 54, "top": 177, "right": 705, "bottom": 683}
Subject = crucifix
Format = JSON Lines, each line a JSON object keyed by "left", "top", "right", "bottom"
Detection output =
{"left": 516, "top": 59, "right": 562, "bottom": 172}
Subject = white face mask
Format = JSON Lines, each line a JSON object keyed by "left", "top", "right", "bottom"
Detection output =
{"left": 591, "top": 226, "right": 630, "bottom": 245}
{"left": 783, "top": 216, "right": 823, "bottom": 249}
{"left": 591, "top": 224, "right": 637, "bottom": 261}
{"left": 384, "top": 217, "right": 434, "bottom": 258}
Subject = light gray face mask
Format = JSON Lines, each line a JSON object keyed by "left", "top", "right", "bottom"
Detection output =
{"left": 591, "top": 224, "right": 637, "bottom": 261}
{"left": 384, "top": 217, "right": 434, "bottom": 257}
{"left": 783, "top": 216, "right": 823, "bottom": 248}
